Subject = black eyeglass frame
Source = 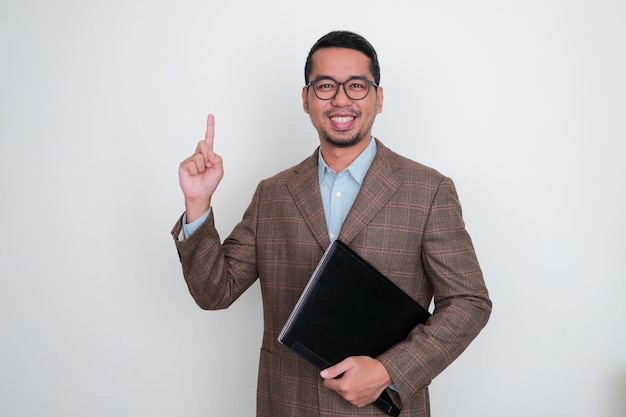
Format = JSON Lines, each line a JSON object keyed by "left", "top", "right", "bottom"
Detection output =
{"left": 306, "top": 76, "right": 378, "bottom": 101}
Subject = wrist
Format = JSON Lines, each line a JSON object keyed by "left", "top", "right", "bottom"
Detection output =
{"left": 185, "top": 198, "right": 211, "bottom": 223}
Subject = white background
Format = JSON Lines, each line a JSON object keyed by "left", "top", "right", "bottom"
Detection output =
{"left": 1, "top": 1, "right": 625, "bottom": 416}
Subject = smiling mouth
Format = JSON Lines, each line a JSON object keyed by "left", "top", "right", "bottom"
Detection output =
{"left": 330, "top": 116, "right": 355, "bottom": 123}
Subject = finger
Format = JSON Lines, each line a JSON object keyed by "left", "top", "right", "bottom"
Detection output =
{"left": 204, "top": 114, "right": 215, "bottom": 150}
{"left": 194, "top": 140, "right": 213, "bottom": 166}
{"left": 195, "top": 139, "right": 211, "bottom": 154}
{"left": 321, "top": 360, "right": 351, "bottom": 380}
{"left": 206, "top": 149, "right": 223, "bottom": 170}
{"left": 180, "top": 153, "right": 207, "bottom": 176}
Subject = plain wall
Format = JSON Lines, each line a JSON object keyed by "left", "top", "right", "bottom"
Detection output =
{"left": 1, "top": 1, "right": 625, "bottom": 416}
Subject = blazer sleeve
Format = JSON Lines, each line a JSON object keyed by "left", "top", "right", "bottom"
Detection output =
{"left": 376, "top": 176, "right": 492, "bottom": 402}
{"left": 170, "top": 186, "right": 261, "bottom": 310}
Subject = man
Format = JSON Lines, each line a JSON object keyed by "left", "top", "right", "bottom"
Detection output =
{"left": 172, "top": 31, "right": 491, "bottom": 417}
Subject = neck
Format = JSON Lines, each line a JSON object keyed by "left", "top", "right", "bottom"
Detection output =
{"left": 320, "top": 136, "right": 372, "bottom": 172}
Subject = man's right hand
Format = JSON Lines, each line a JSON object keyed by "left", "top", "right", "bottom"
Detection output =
{"left": 178, "top": 114, "right": 224, "bottom": 222}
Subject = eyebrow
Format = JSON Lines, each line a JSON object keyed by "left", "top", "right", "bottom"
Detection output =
{"left": 313, "top": 74, "right": 370, "bottom": 80}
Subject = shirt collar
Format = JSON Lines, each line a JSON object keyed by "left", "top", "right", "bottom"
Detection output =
{"left": 318, "top": 137, "right": 378, "bottom": 185}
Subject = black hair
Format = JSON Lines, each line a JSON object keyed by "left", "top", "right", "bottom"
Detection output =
{"left": 304, "top": 30, "right": 380, "bottom": 85}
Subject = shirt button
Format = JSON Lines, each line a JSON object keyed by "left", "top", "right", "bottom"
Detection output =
{"left": 336, "top": 192, "right": 342, "bottom": 197}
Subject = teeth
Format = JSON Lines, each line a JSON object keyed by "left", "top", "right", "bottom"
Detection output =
{"left": 331, "top": 116, "right": 354, "bottom": 123}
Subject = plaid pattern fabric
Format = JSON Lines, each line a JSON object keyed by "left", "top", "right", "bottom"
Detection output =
{"left": 172, "top": 139, "right": 491, "bottom": 417}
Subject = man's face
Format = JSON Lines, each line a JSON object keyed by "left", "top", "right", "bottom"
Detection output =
{"left": 302, "top": 47, "right": 383, "bottom": 148}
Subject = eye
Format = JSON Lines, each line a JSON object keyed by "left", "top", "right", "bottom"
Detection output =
{"left": 348, "top": 80, "right": 367, "bottom": 90}
{"left": 314, "top": 79, "right": 337, "bottom": 91}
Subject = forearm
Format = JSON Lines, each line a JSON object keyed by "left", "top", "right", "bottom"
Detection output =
{"left": 172, "top": 210, "right": 258, "bottom": 310}
{"left": 378, "top": 291, "right": 491, "bottom": 397}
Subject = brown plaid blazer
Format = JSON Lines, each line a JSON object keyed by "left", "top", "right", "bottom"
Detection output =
{"left": 172, "top": 139, "right": 491, "bottom": 416}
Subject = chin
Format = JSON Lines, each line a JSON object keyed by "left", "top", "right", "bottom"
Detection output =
{"left": 323, "top": 132, "right": 365, "bottom": 148}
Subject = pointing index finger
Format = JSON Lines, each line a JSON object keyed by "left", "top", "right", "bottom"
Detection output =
{"left": 204, "top": 114, "right": 215, "bottom": 150}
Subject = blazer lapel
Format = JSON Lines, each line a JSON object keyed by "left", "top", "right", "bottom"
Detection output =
{"left": 286, "top": 141, "right": 402, "bottom": 249}
{"left": 287, "top": 150, "right": 330, "bottom": 250}
{"left": 339, "top": 141, "right": 402, "bottom": 244}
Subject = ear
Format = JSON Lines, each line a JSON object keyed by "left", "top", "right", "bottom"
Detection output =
{"left": 375, "top": 86, "right": 384, "bottom": 114}
{"left": 302, "top": 86, "right": 310, "bottom": 114}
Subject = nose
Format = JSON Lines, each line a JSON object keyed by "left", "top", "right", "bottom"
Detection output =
{"left": 331, "top": 83, "right": 352, "bottom": 106}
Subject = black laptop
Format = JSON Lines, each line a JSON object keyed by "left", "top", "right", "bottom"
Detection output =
{"left": 278, "top": 240, "right": 431, "bottom": 416}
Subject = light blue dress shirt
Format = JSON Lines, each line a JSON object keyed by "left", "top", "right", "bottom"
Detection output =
{"left": 318, "top": 137, "right": 377, "bottom": 241}
{"left": 182, "top": 138, "right": 377, "bottom": 240}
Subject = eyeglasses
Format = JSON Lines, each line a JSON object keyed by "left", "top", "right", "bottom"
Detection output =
{"left": 306, "top": 76, "right": 378, "bottom": 101}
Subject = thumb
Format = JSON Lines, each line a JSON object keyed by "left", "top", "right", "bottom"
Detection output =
{"left": 321, "top": 360, "right": 351, "bottom": 380}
